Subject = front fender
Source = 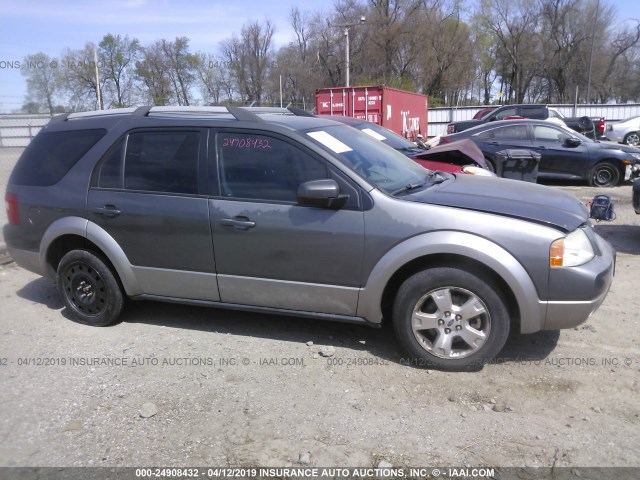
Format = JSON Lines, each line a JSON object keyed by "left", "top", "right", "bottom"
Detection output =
{"left": 356, "top": 230, "right": 546, "bottom": 333}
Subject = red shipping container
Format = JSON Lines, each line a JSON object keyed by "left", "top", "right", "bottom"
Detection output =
{"left": 315, "top": 85, "right": 428, "bottom": 141}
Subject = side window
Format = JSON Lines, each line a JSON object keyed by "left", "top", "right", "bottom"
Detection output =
{"left": 548, "top": 108, "right": 562, "bottom": 119}
{"left": 494, "top": 107, "right": 517, "bottom": 120}
{"left": 533, "top": 125, "right": 564, "bottom": 142}
{"left": 93, "top": 131, "right": 200, "bottom": 194}
{"left": 477, "top": 125, "right": 527, "bottom": 141}
{"left": 124, "top": 131, "right": 200, "bottom": 194}
{"left": 520, "top": 106, "right": 545, "bottom": 119}
{"left": 217, "top": 133, "right": 328, "bottom": 202}
{"left": 10, "top": 129, "right": 106, "bottom": 186}
{"left": 93, "top": 137, "right": 124, "bottom": 188}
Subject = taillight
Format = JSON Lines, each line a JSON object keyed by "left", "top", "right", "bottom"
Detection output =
{"left": 5, "top": 192, "right": 19, "bottom": 225}
{"left": 597, "top": 118, "right": 605, "bottom": 133}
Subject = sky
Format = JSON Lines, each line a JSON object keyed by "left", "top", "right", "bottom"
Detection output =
{"left": 0, "top": 0, "right": 637, "bottom": 113}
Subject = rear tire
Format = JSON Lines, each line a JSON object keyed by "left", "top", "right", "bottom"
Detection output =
{"left": 590, "top": 162, "right": 620, "bottom": 187}
{"left": 392, "top": 267, "right": 510, "bottom": 371}
{"left": 57, "top": 250, "right": 124, "bottom": 327}
{"left": 623, "top": 132, "right": 640, "bottom": 147}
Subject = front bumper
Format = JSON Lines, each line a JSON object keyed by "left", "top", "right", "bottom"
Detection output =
{"left": 544, "top": 233, "right": 615, "bottom": 330}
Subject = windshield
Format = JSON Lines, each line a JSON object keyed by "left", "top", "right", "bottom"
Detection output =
{"left": 479, "top": 110, "right": 495, "bottom": 120}
{"left": 354, "top": 122, "right": 420, "bottom": 151}
{"left": 305, "top": 125, "right": 434, "bottom": 195}
{"left": 557, "top": 123, "right": 596, "bottom": 143}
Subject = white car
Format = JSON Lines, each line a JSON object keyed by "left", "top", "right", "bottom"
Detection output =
{"left": 606, "top": 116, "right": 640, "bottom": 146}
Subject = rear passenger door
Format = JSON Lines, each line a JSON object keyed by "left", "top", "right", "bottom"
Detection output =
{"left": 473, "top": 124, "right": 532, "bottom": 167}
{"left": 88, "top": 128, "right": 219, "bottom": 301}
{"left": 208, "top": 129, "right": 365, "bottom": 317}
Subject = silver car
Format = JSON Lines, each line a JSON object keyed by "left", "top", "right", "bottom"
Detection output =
{"left": 606, "top": 116, "right": 640, "bottom": 146}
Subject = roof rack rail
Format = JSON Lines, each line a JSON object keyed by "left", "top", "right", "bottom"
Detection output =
{"left": 133, "top": 105, "right": 263, "bottom": 122}
{"left": 46, "top": 105, "right": 281, "bottom": 124}
{"left": 239, "top": 106, "right": 315, "bottom": 117}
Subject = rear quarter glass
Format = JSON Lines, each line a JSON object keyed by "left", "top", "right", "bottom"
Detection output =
{"left": 9, "top": 128, "right": 106, "bottom": 186}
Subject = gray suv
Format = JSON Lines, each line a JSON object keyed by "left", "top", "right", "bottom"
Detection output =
{"left": 4, "top": 106, "right": 615, "bottom": 370}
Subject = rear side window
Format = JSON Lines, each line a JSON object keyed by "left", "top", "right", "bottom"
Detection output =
{"left": 93, "top": 130, "right": 201, "bottom": 195}
{"left": 9, "top": 129, "right": 106, "bottom": 186}
{"left": 519, "top": 106, "right": 546, "bottom": 119}
{"left": 476, "top": 125, "right": 528, "bottom": 141}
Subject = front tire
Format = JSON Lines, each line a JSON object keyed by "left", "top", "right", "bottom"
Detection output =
{"left": 392, "top": 268, "right": 509, "bottom": 371}
{"left": 57, "top": 250, "right": 124, "bottom": 327}
{"left": 590, "top": 162, "right": 620, "bottom": 187}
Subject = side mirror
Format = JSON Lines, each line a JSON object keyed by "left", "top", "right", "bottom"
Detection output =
{"left": 565, "top": 137, "right": 582, "bottom": 148}
{"left": 297, "top": 179, "right": 348, "bottom": 209}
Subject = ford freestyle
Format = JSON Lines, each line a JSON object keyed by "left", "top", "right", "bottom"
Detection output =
{"left": 4, "top": 107, "right": 615, "bottom": 370}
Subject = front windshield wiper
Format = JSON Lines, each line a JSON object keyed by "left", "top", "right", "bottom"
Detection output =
{"left": 391, "top": 171, "right": 448, "bottom": 196}
{"left": 391, "top": 182, "right": 425, "bottom": 196}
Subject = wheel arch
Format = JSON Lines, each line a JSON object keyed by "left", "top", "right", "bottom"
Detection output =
{"left": 357, "top": 231, "right": 546, "bottom": 334}
{"left": 39, "top": 216, "right": 141, "bottom": 295}
{"left": 380, "top": 253, "right": 520, "bottom": 332}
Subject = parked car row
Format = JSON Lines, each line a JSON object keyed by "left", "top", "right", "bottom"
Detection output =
{"left": 441, "top": 119, "right": 640, "bottom": 187}
{"left": 245, "top": 106, "right": 640, "bottom": 187}
{"left": 3, "top": 106, "right": 616, "bottom": 370}
{"left": 448, "top": 104, "right": 607, "bottom": 141}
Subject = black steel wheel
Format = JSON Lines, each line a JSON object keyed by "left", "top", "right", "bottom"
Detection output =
{"left": 57, "top": 250, "right": 124, "bottom": 326}
{"left": 590, "top": 162, "right": 620, "bottom": 187}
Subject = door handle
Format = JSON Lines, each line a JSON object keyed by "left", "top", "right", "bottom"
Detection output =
{"left": 93, "top": 205, "right": 121, "bottom": 217}
{"left": 220, "top": 217, "right": 256, "bottom": 230}
{"left": 537, "top": 145, "right": 548, "bottom": 149}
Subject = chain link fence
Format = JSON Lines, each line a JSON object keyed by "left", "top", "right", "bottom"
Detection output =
{"left": 1, "top": 115, "right": 52, "bottom": 245}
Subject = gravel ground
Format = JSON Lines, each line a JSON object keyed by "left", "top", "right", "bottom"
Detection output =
{"left": 0, "top": 175, "right": 639, "bottom": 478}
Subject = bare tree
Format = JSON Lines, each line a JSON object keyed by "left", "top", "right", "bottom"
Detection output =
{"left": 21, "top": 53, "right": 61, "bottom": 114}
{"left": 476, "top": 0, "right": 539, "bottom": 103}
{"left": 59, "top": 43, "right": 107, "bottom": 111}
{"left": 99, "top": 34, "right": 141, "bottom": 107}
{"left": 220, "top": 20, "right": 274, "bottom": 104}
{"left": 161, "top": 37, "right": 199, "bottom": 106}
{"left": 135, "top": 41, "right": 174, "bottom": 105}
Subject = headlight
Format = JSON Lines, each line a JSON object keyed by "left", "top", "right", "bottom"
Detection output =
{"left": 550, "top": 228, "right": 594, "bottom": 267}
{"left": 461, "top": 165, "right": 496, "bottom": 176}
{"left": 630, "top": 153, "right": 640, "bottom": 161}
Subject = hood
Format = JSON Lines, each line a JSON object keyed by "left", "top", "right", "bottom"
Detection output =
{"left": 413, "top": 139, "right": 490, "bottom": 169}
{"left": 406, "top": 175, "right": 588, "bottom": 232}
{"left": 596, "top": 141, "right": 640, "bottom": 155}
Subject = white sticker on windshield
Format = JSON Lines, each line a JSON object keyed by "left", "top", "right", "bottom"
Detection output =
{"left": 307, "top": 131, "right": 353, "bottom": 153}
{"left": 361, "top": 128, "right": 387, "bottom": 141}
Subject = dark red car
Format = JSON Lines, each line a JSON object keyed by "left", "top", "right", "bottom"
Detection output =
{"left": 322, "top": 115, "right": 492, "bottom": 175}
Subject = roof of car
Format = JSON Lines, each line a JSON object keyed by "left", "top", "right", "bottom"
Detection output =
{"left": 320, "top": 115, "right": 366, "bottom": 127}
{"left": 46, "top": 106, "right": 341, "bottom": 131}
{"left": 451, "top": 118, "right": 561, "bottom": 134}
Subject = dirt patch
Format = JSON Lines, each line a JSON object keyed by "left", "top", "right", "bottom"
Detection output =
{"left": 0, "top": 182, "right": 638, "bottom": 474}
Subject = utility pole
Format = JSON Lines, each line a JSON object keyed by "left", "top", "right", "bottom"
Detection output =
{"left": 93, "top": 45, "right": 103, "bottom": 110}
{"left": 586, "top": 0, "right": 600, "bottom": 103}
{"left": 332, "top": 16, "right": 365, "bottom": 87}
